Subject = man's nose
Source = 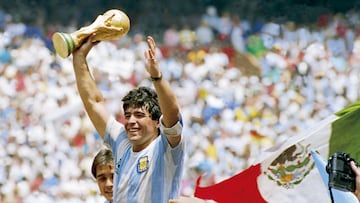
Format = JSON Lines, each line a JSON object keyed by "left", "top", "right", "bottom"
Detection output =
{"left": 106, "top": 178, "right": 113, "bottom": 186}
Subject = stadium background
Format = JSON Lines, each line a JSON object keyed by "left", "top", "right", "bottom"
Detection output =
{"left": 1, "top": 1, "right": 360, "bottom": 202}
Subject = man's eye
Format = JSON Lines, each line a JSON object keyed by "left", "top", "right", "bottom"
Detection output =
{"left": 124, "top": 112, "right": 147, "bottom": 119}
{"left": 134, "top": 113, "right": 146, "bottom": 117}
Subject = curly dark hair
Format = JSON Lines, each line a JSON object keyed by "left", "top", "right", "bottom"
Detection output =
{"left": 121, "top": 86, "right": 161, "bottom": 121}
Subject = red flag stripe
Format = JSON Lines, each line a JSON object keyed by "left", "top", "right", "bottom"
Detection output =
{"left": 194, "top": 164, "right": 267, "bottom": 203}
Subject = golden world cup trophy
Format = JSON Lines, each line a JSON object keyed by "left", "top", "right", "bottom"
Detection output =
{"left": 52, "top": 9, "right": 130, "bottom": 58}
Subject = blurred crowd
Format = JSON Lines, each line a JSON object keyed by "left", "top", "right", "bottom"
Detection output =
{"left": 2, "top": 5, "right": 360, "bottom": 203}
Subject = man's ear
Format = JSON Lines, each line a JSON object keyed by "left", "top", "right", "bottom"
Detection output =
{"left": 156, "top": 120, "right": 160, "bottom": 128}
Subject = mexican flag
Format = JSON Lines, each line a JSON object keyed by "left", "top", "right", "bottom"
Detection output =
{"left": 194, "top": 102, "right": 360, "bottom": 202}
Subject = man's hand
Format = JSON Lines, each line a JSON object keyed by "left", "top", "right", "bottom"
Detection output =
{"left": 351, "top": 161, "right": 360, "bottom": 200}
{"left": 144, "top": 36, "right": 161, "bottom": 78}
{"left": 73, "top": 34, "right": 99, "bottom": 59}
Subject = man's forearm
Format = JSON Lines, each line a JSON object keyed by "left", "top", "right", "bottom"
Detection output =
{"left": 73, "top": 57, "right": 104, "bottom": 107}
{"left": 152, "top": 78, "right": 180, "bottom": 127}
{"left": 72, "top": 55, "right": 109, "bottom": 138}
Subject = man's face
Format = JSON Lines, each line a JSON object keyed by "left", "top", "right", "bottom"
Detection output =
{"left": 124, "top": 107, "right": 159, "bottom": 151}
{"left": 96, "top": 164, "right": 114, "bottom": 201}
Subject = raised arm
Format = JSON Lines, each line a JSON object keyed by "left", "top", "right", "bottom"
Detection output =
{"left": 144, "top": 36, "right": 182, "bottom": 147}
{"left": 72, "top": 36, "right": 110, "bottom": 138}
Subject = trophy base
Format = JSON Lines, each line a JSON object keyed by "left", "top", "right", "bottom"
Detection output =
{"left": 52, "top": 32, "right": 76, "bottom": 58}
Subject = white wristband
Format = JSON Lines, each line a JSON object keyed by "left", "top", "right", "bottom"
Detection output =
{"left": 160, "top": 116, "right": 183, "bottom": 136}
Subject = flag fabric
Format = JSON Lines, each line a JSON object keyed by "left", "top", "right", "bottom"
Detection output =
{"left": 311, "top": 150, "right": 358, "bottom": 202}
{"left": 194, "top": 102, "right": 360, "bottom": 203}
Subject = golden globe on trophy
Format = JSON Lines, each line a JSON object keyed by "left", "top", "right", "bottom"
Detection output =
{"left": 52, "top": 9, "right": 130, "bottom": 58}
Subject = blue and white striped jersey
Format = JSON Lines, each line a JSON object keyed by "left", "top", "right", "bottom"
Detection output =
{"left": 104, "top": 116, "right": 185, "bottom": 203}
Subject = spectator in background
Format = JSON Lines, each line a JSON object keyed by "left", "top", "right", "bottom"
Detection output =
{"left": 179, "top": 24, "right": 197, "bottom": 51}
{"left": 163, "top": 24, "right": 180, "bottom": 48}
{"left": 230, "top": 15, "right": 245, "bottom": 53}
{"left": 132, "top": 33, "right": 148, "bottom": 61}
{"left": 216, "top": 11, "right": 232, "bottom": 41}
{"left": 246, "top": 31, "right": 266, "bottom": 58}
{"left": 201, "top": 5, "right": 219, "bottom": 35}
{"left": 195, "top": 21, "right": 214, "bottom": 47}
{"left": 162, "top": 24, "right": 180, "bottom": 59}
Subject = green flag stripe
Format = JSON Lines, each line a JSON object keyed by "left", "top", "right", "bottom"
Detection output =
{"left": 330, "top": 101, "right": 360, "bottom": 160}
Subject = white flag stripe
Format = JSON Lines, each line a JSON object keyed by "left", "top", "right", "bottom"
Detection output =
{"left": 256, "top": 114, "right": 340, "bottom": 202}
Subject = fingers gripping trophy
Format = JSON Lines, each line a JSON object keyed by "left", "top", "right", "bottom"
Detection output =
{"left": 52, "top": 9, "right": 130, "bottom": 58}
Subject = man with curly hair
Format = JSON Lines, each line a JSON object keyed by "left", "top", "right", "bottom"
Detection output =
{"left": 72, "top": 35, "right": 185, "bottom": 203}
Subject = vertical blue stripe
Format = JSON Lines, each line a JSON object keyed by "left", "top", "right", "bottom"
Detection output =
{"left": 169, "top": 149, "right": 184, "bottom": 198}
{"left": 151, "top": 139, "right": 164, "bottom": 203}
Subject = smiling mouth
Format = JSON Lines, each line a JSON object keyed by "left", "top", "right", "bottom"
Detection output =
{"left": 127, "top": 128, "right": 140, "bottom": 134}
{"left": 104, "top": 191, "right": 112, "bottom": 196}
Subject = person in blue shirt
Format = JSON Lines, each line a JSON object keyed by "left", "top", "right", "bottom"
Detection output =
{"left": 72, "top": 35, "right": 185, "bottom": 203}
